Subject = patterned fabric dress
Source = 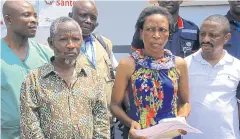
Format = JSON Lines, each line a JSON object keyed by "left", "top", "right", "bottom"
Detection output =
{"left": 127, "top": 49, "right": 179, "bottom": 129}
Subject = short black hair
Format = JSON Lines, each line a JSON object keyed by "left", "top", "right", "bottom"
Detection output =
{"left": 204, "top": 14, "right": 230, "bottom": 34}
{"left": 135, "top": 6, "right": 174, "bottom": 34}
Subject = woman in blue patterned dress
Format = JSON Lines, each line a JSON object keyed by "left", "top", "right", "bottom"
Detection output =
{"left": 111, "top": 6, "right": 190, "bottom": 139}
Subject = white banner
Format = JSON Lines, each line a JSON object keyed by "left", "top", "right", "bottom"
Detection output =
{"left": 1, "top": 0, "right": 75, "bottom": 38}
{"left": 38, "top": 0, "right": 74, "bottom": 26}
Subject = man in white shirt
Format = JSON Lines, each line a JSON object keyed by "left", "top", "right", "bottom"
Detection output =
{"left": 184, "top": 14, "right": 240, "bottom": 139}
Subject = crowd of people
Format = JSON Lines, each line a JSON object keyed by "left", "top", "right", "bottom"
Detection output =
{"left": 1, "top": 0, "right": 240, "bottom": 139}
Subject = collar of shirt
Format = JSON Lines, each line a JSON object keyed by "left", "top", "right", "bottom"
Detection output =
{"left": 173, "top": 16, "right": 184, "bottom": 32}
{"left": 237, "top": 22, "right": 240, "bottom": 32}
{"left": 80, "top": 35, "right": 96, "bottom": 67}
{"left": 192, "top": 49, "right": 234, "bottom": 66}
{"left": 41, "top": 56, "right": 87, "bottom": 78}
{"left": 81, "top": 35, "right": 94, "bottom": 52}
{"left": 178, "top": 16, "right": 184, "bottom": 29}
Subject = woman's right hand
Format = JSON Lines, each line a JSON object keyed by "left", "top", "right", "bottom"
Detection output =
{"left": 129, "top": 121, "right": 147, "bottom": 139}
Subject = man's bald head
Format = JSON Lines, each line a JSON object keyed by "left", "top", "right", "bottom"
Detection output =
{"left": 2, "top": 0, "right": 38, "bottom": 38}
{"left": 72, "top": 0, "right": 98, "bottom": 16}
{"left": 69, "top": 0, "right": 98, "bottom": 40}
{"left": 203, "top": 14, "right": 230, "bottom": 35}
{"left": 2, "top": 0, "right": 32, "bottom": 17}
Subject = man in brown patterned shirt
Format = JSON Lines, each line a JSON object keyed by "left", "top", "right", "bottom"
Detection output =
{"left": 20, "top": 17, "right": 110, "bottom": 139}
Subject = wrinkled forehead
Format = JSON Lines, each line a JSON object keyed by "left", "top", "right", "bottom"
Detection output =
{"left": 56, "top": 22, "right": 82, "bottom": 35}
{"left": 200, "top": 21, "right": 222, "bottom": 32}
{"left": 201, "top": 20, "right": 221, "bottom": 27}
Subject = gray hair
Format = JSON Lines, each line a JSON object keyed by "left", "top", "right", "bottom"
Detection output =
{"left": 49, "top": 16, "right": 82, "bottom": 39}
{"left": 204, "top": 14, "right": 230, "bottom": 34}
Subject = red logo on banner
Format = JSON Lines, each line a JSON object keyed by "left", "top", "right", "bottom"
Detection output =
{"left": 44, "top": 0, "right": 75, "bottom": 6}
{"left": 0, "top": 21, "right": 3, "bottom": 25}
{"left": 57, "top": 0, "right": 75, "bottom": 6}
{"left": 45, "top": 0, "right": 54, "bottom": 5}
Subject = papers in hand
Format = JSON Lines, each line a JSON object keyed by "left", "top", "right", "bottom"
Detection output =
{"left": 135, "top": 117, "right": 202, "bottom": 139}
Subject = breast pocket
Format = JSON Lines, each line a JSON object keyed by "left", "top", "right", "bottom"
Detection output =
{"left": 180, "top": 30, "right": 198, "bottom": 57}
{"left": 215, "top": 73, "right": 239, "bottom": 90}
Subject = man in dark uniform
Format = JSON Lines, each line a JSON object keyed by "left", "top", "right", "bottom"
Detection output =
{"left": 132, "top": 0, "right": 199, "bottom": 58}
{"left": 224, "top": 0, "right": 240, "bottom": 59}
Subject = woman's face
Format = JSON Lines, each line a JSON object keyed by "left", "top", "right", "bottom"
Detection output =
{"left": 140, "top": 14, "right": 169, "bottom": 55}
